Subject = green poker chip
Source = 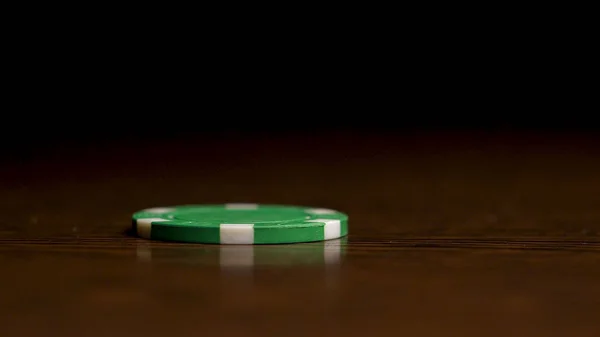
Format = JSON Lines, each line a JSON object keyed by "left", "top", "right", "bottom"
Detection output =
{"left": 132, "top": 203, "right": 349, "bottom": 244}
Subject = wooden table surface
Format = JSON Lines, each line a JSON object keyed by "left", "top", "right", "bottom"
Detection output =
{"left": 2, "top": 130, "right": 600, "bottom": 337}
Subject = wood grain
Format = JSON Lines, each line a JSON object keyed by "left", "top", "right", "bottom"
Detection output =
{"left": 2, "top": 130, "right": 600, "bottom": 337}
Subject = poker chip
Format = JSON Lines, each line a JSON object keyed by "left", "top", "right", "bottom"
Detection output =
{"left": 132, "top": 203, "right": 348, "bottom": 244}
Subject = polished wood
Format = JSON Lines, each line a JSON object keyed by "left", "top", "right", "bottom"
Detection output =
{"left": 2, "top": 131, "right": 600, "bottom": 337}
